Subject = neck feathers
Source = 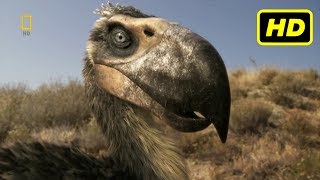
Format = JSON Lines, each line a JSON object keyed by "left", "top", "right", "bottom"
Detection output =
{"left": 83, "top": 61, "right": 189, "bottom": 179}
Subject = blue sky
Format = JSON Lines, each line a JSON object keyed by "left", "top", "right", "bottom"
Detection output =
{"left": 0, "top": 0, "right": 319, "bottom": 88}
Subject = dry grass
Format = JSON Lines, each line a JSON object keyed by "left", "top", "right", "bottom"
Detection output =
{"left": 230, "top": 99, "right": 273, "bottom": 135}
{"left": 0, "top": 80, "right": 90, "bottom": 144}
{"left": 0, "top": 68, "right": 319, "bottom": 179}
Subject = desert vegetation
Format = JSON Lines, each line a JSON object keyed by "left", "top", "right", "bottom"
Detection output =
{"left": 0, "top": 67, "right": 319, "bottom": 179}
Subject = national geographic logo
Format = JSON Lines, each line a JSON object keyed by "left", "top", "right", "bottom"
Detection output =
{"left": 21, "top": 14, "right": 32, "bottom": 36}
{"left": 257, "top": 9, "right": 313, "bottom": 46}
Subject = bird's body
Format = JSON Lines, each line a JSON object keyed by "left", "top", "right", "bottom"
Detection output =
{"left": 0, "top": 4, "right": 230, "bottom": 180}
{"left": 0, "top": 142, "right": 131, "bottom": 179}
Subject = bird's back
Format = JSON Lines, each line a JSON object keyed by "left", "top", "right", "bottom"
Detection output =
{"left": 0, "top": 142, "right": 135, "bottom": 180}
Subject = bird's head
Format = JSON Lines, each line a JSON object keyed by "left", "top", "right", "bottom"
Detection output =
{"left": 83, "top": 4, "right": 231, "bottom": 143}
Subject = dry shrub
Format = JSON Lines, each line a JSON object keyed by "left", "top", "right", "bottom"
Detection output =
{"left": 271, "top": 70, "right": 319, "bottom": 95}
{"left": 187, "top": 159, "right": 215, "bottom": 180}
{"left": 269, "top": 90, "right": 318, "bottom": 111}
{"left": 269, "top": 71, "right": 320, "bottom": 111}
{"left": 207, "top": 133, "right": 301, "bottom": 180}
{"left": 229, "top": 68, "right": 276, "bottom": 101}
{"left": 231, "top": 135, "right": 300, "bottom": 179}
{"left": 21, "top": 80, "right": 90, "bottom": 128}
{"left": 0, "top": 80, "right": 91, "bottom": 143}
{"left": 231, "top": 68, "right": 247, "bottom": 78}
{"left": 169, "top": 127, "right": 242, "bottom": 164}
{"left": 285, "top": 149, "right": 320, "bottom": 179}
{"left": 29, "top": 119, "right": 107, "bottom": 155}
{"left": 4, "top": 124, "right": 31, "bottom": 144}
{"left": 257, "top": 67, "right": 279, "bottom": 86}
{"left": 0, "top": 84, "right": 29, "bottom": 143}
{"left": 230, "top": 99, "right": 273, "bottom": 135}
{"left": 0, "top": 80, "right": 89, "bottom": 127}
{"left": 229, "top": 69, "right": 258, "bottom": 101}
{"left": 268, "top": 69, "right": 320, "bottom": 110}
{"left": 283, "top": 109, "right": 320, "bottom": 149}
{"left": 0, "top": 84, "right": 28, "bottom": 111}
{"left": 285, "top": 109, "right": 319, "bottom": 136}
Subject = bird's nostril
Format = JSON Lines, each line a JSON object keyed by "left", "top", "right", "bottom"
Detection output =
{"left": 144, "top": 28, "right": 154, "bottom": 37}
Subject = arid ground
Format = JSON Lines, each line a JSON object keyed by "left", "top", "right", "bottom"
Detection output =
{"left": 0, "top": 67, "right": 319, "bottom": 179}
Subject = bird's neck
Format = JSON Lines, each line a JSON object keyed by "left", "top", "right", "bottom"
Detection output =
{"left": 87, "top": 85, "right": 188, "bottom": 180}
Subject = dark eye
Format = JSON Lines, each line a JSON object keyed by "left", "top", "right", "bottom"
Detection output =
{"left": 110, "top": 28, "right": 131, "bottom": 48}
{"left": 114, "top": 32, "right": 126, "bottom": 43}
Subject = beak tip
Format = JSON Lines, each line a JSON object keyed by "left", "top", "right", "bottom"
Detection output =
{"left": 220, "top": 135, "right": 228, "bottom": 143}
{"left": 216, "top": 128, "right": 228, "bottom": 143}
{"left": 212, "top": 117, "right": 229, "bottom": 143}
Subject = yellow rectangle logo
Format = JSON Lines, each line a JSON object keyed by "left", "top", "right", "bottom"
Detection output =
{"left": 21, "top": 14, "right": 32, "bottom": 31}
{"left": 257, "top": 9, "right": 313, "bottom": 46}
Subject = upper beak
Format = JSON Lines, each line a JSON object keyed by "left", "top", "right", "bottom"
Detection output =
{"left": 94, "top": 21, "right": 230, "bottom": 143}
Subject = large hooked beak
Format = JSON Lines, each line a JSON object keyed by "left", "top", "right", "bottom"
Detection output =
{"left": 93, "top": 15, "right": 231, "bottom": 143}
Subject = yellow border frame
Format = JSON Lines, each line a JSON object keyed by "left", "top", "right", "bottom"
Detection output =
{"left": 257, "top": 9, "right": 313, "bottom": 46}
{"left": 21, "top": 14, "right": 32, "bottom": 31}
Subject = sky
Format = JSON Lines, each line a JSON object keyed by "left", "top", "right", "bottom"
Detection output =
{"left": 0, "top": 0, "right": 319, "bottom": 88}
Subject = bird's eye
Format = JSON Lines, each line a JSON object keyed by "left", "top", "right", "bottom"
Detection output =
{"left": 110, "top": 28, "right": 131, "bottom": 48}
{"left": 106, "top": 25, "right": 137, "bottom": 57}
{"left": 115, "top": 32, "right": 126, "bottom": 43}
